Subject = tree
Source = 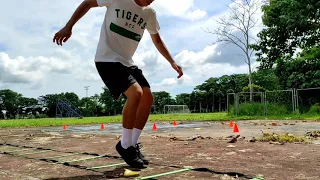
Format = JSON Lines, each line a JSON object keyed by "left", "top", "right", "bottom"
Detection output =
{"left": 252, "top": 69, "right": 280, "bottom": 90}
{"left": 0, "top": 94, "right": 4, "bottom": 118}
{"left": 0, "top": 89, "right": 23, "bottom": 118}
{"left": 79, "top": 97, "right": 98, "bottom": 117}
{"left": 152, "top": 91, "right": 173, "bottom": 113}
{"left": 38, "top": 94, "right": 63, "bottom": 117}
{"left": 18, "top": 97, "right": 38, "bottom": 115}
{"left": 275, "top": 46, "right": 320, "bottom": 89}
{"left": 204, "top": 0, "right": 263, "bottom": 102}
{"left": 99, "top": 87, "right": 120, "bottom": 115}
{"left": 175, "top": 93, "right": 191, "bottom": 106}
{"left": 252, "top": 0, "right": 320, "bottom": 69}
{"left": 194, "top": 74, "right": 251, "bottom": 112}
{"left": 63, "top": 92, "right": 80, "bottom": 107}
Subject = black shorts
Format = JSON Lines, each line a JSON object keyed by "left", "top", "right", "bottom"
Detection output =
{"left": 95, "top": 62, "right": 150, "bottom": 100}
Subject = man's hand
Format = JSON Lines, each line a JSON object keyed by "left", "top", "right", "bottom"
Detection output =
{"left": 53, "top": 26, "right": 72, "bottom": 46}
{"left": 52, "top": 0, "right": 99, "bottom": 46}
{"left": 171, "top": 62, "right": 183, "bottom": 79}
{"left": 150, "top": 33, "right": 184, "bottom": 79}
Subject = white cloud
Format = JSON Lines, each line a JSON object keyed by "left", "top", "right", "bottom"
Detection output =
{"left": 178, "top": 74, "right": 193, "bottom": 85}
{"left": 184, "top": 9, "right": 207, "bottom": 21}
{"left": 175, "top": 45, "right": 218, "bottom": 69}
{"left": 151, "top": 0, "right": 194, "bottom": 17}
{"left": 151, "top": 0, "right": 207, "bottom": 21}
{"left": 152, "top": 74, "right": 193, "bottom": 87}
{"left": 0, "top": 0, "right": 265, "bottom": 99}
{"left": 0, "top": 50, "right": 91, "bottom": 86}
{"left": 0, "top": 53, "right": 45, "bottom": 84}
{"left": 73, "top": 63, "right": 101, "bottom": 82}
{"left": 156, "top": 78, "right": 177, "bottom": 86}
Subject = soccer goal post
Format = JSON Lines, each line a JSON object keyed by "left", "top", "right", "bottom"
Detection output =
{"left": 163, "top": 105, "right": 191, "bottom": 114}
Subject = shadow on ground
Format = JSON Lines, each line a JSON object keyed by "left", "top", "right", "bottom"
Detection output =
{"left": 44, "top": 166, "right": 142, "bottom": 180}
{"left": 44, "top": 165, "right": 254, "bottom": 180}
{"left": 44, "top": 175, "right": 104, "bottom": 180}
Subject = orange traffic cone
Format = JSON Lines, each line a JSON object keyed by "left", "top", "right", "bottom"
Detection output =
{"left": 233, "top": 123, "right": 239, "bottom": 133}
{"left": 229, "top": 120, "right": 233, "bottom": 128}
{"left": 173, "top": 120, "right": 177, "bottom": 126}
{"left": 152, "top": 123, "right": 157, "bottom": 131}
{"left": 100, "top": 123, "right": 105, "bottom": 130}
{"left": 63, "top": 124, "right": 67, "bottom": 130}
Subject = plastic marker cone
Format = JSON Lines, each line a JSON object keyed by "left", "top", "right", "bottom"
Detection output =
{"left": 233, "top": 123, "right": 239, "bottom": 133}
{"left": 124, "top": 168, "right": 140, "bottom": 177}
{"left": 229, "top": 120, "right": 233, "bottom": 127}
{"left": 173, "top": 120, "right": 177, "bottom": 126}
{"left": 63, "top": 124, "right": 67, "bottom": 130}
{"left": 152, "top": 123, "right": 157, "bottom": 131}
{"left": 100, "top": 123, "right": 105, "bottom": 130}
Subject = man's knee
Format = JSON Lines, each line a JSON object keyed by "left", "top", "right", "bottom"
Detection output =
{"left": 124, "top": 83, "right": 143, "bottom": 102}
{"left": 142, "top": 87, "right": 154, "bottom": 105}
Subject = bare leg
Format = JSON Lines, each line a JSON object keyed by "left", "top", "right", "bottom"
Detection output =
{"left": 120, "top": 82, "right": 143, "bottom": 149}
{"left": 131, "top": 87, "right": 153, "bottom": 165}
{"left": 134, "top": 87, "right": 154, "bottom": 130}
{"left": 122, "top": 82, "right": 143, "bottom": 129}
{"left": 132, "top": 87, "right": 153, "bottom": 145}
{"left": 115, "top": 82, "right": 145, "bottom": 169}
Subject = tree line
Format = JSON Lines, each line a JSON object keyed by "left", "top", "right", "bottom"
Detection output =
{"left": 1, "top": 59, "right": 319, "bottom": 119}
{"left": 1, "top": 0, "right": 319, "bottom": 119}
{"left": 0, "top": 70, "right": 270, "bottom": 119}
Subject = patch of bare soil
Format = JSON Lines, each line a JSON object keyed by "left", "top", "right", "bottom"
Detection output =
{"left": 0, "top": 121, "right": 319, "bottom": 180}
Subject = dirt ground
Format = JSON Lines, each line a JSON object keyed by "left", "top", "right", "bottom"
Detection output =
{"left": 0, "top": 120, "right": 319, "bottom": 180}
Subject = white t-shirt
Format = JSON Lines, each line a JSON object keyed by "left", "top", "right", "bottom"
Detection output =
{"left": 94, "top": 0, "right": 160, "bottom": 67}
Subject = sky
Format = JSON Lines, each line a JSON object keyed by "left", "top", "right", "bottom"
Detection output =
{"left": 0, "top": 0, "right": 266, "bottom": 99}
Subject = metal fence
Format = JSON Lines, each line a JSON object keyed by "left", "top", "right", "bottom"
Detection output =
{"left": 228, "top": 87, "right": 320, "bottom": 116}
{"left": 296, "top": 87, "right": 320, "bottom": 114}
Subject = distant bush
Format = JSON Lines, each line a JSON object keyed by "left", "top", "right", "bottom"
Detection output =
{"left": 27, "top": 114, "right": 35, "bottom": 119}
{"left": 229, "top": 102, "right": 291, "bottom": 116}
{"left": 307, "top": 103, "right": 320, "bottom": 115}
{"left": 239, "top": 102, "right": 264, "bottom": 116}
{"left": 38, "top": 114, "right": 48, "bottom": 118}
{"left": 265, "top": 103, "right": 290, "bottom": 115}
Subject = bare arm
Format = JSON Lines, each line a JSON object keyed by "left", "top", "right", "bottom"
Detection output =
{"left": 65, "top": 0, "right": 99, "bottom": 29}
{"left": 151, "top": 33, "right": 183, "bottom": 78}
{"left": 151, "top": 33, "right": 175, "bottom": 64}
{"left": 53, "top": 0, "right": 99, "bottom": 45}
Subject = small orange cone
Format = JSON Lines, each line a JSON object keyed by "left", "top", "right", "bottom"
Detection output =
{"left": 173, "top": 120, "right": 177, "bottom": 126}
{"left": 233, "top": 123, "right": 239, "bottom": 133}
{"left": 152, "top": 123, "right": 157, "bottom": 131}
{"left": 100, "top": 123, "right": 105, "bottom": 130}
{"left": 229, "top": 120, "right": 233, "bottom": 127}
{"left": 63, "top": 124, "right": 67, "bottom": 130}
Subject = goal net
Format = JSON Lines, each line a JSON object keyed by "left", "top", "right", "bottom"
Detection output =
{"left": 163, "top": 105, "right": 191, "bottom": 114}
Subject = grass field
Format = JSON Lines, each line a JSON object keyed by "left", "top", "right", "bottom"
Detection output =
{"left": 0, "top": 112, "right": 319, "bottom": 128}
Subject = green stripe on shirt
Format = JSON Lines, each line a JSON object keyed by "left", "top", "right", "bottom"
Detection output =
{"left": 110, "top": 22, "right": 142, "bottom": 42}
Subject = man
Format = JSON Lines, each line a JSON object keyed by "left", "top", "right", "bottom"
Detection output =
{"left": 53, "top": 0, "right": 183, "bottom": 168}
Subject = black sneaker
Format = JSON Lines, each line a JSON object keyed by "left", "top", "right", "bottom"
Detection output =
{"left": 116, "top": 141, "right": 144, "bottom": 168}
{"left": 135, "top": 143, "right": 149, "bottom": 165}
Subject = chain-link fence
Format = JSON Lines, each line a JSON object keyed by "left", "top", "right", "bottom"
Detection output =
{"left": 238, "top": 92, "right": 265, "bottom": 116}
{"left": 228, "top": 87, "right": 320, "bottom": 116}
{"left": 265, "top": 90, "right": 296, "bottom": 115}
{"left": 227, "top": 93, "right": 237, "bottom": 115}
{"left": 297, "top": 87, "right": 320, "bottom": 114}
{"left": 227, "top": 92, "right": 265, "bottom": 116}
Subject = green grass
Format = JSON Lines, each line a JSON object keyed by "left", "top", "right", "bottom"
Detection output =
{"left": 257, "top": 132, "right": 309, "bottom": 143}
{"left": 0, "top": 112, "right": 319, "bottom": 129}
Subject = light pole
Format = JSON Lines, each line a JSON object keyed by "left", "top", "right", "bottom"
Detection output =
{"left": 84, "top": 86, "right": 90, "bottom": 113}
{"left": 84, "top": 86, "right": 90, "bottom": 98}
